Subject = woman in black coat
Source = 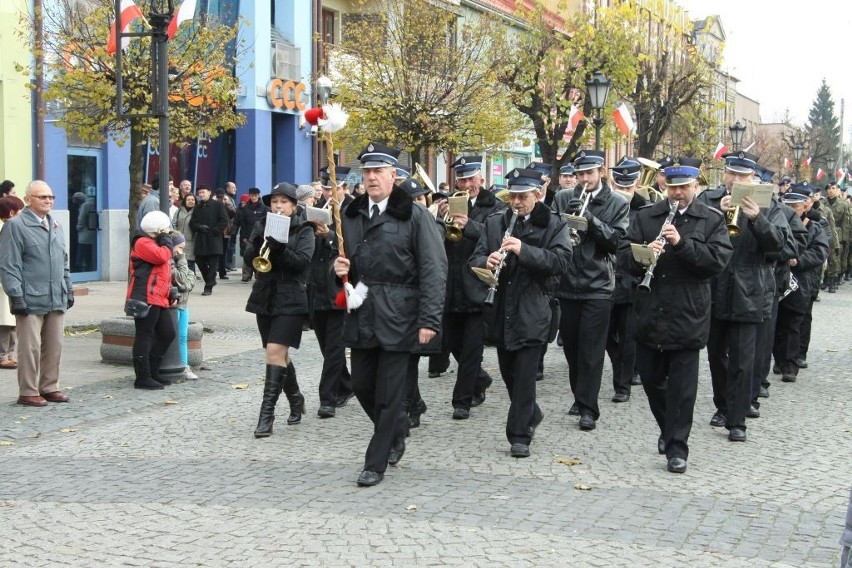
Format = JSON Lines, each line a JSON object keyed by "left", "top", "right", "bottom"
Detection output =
{"left": 244, "top": 183, "right": 315, "bottom": 438}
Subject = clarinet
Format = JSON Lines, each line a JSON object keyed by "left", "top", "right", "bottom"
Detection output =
{"left": 637, "top": 200, "right": 679, "bottom": 292}
{"left": 484, "top": 209, "right": 519, "bottom": 306}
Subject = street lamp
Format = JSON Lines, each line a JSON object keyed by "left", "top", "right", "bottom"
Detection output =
{"left": 585, "top": 71, "right": 612, "bottom": 151}
{"left": 316, "top": 75, "right": 333, "bottom": 106}
{"left": 827, "top": 155, "right": 836, "bottom": 181}
{"left": 792, "top": 142, "right": 804, "bottom": 181}
{"left": 729, "top": 121, "right": 746, "bottom": 152}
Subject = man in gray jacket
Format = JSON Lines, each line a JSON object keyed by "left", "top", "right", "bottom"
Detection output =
{"left": 0, "top": 180, "right": 74, "bottom": 406}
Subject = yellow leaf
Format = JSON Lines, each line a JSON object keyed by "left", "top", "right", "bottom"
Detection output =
{"left": 555, "top": 456, "right": 582, "bottom": 466}
{"left": 405, "top": 504, "right": 417, "bottom": 511}
{"left": 0, "top": 441, "right": 14, "bottom": 447}
{"left": 231, "top": 383, "right": 249, "bottom": 390}
{"left": 164, "top": 400, "right": 178, "bottom": 405}
{"left": 574, "top": 483, "right": 592, "bottom": 491}
{"left": 59, "top": 428, "right": 76, "bottom": 433}
{"left": 103, "top": 395, "right": 113, "bottom": 399}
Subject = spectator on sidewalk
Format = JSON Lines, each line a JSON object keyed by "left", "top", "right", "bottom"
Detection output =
{"left": 234, "top": 187, "right": 268, "bottom": 282}
{"left": 0, "top": 180, "right": 15, "bottom": 197}
{"left": 171, "top": 231, "right": 198, "bottom": 380}
{"left": 0, "top": 195, "right": 25, "bottom": 370}
{"left": 216, "top": 186, "right": 237, "bottom": 279}
{"left": 190, "top": 185, "right": 228, "bottom": 295}
{"left": 0, "top": 181, "right": 74, "bottom": 406}
{"left": 173, "top": 194, "right": 197, "bottom": 273}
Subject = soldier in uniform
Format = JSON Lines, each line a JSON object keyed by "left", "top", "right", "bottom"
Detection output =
{"left": 607, "top": 157, "right": 649, "bottom": 403}
{"left": 333, "top": 143, "right": 447, "bottom": 487}
{"left": 470, "top": 168, "right": 572, "bottom": 457}
{"left": 553, "top": 150, "right": 630, "bottom": 431}
{"left": 824, "top": 181, "right": 850, "bottom": 292}
{"left": 696, "top": 151, "right": 787, "bottom": 442}
{"left": 436, "top": 156, "right": 503, "bottom": 420}
{"left": 558, "top": 165, "right": 577, "bottom": 193}
{"left": 624, "top": 161, "right": 732, "bottom": 473}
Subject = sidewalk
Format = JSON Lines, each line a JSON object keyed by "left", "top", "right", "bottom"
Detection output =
{"left": 0, "top": 271, "right": 260, "bottom": 404}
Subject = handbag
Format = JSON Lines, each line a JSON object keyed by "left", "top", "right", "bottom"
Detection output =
{"left": 124, "top": 298, "right": 151, "bottom": 319}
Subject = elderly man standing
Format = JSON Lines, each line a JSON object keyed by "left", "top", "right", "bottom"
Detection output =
{"left": 0, "top": 180, "right": 74, "bottom": 406}
{"left": 333, "top": 142, "right": 447, "bottom": 487}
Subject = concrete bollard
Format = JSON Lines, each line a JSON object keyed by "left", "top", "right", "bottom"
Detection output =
{"left": 100, "top": 316, "right": 204, "bottom": 374}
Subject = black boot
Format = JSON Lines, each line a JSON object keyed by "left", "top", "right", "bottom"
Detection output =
{"left": 254, "top": 364, "right": 285, "bottom": 438}
{"left": 149, "top": 356, "right": 171, "bottom": 385}
{"left": 283, "top": 362, "right": 305, "bottom": 425}
{"left": 829, "top": 276, "right": 838, "bottom": 293}
{"left": 133, "top": 356, "right": 164, "bottom": 390}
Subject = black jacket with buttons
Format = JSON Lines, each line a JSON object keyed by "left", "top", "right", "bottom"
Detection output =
{"left": 624, "top": 198, "right": 733, "bottom": 350}
{"left": 780, "top": 210, "right": 829, "bottom": 313}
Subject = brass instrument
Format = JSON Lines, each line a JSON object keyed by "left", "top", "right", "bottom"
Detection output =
{"left": 638, "top": 199, "right": 679, "bottom": 292}
{"left": 726, "top": 206, "right": 741, "bottom": 237}
{"left": 636, "top": 157, "right": 664, "bottom": 202}
{"left": 443, "top": 190, "right": 469, "bottom": 242}
{"left": 413, "top": 163, "right": 436, "bottom": 194}
{"left": 252, "top": 241, "right": 272, "bottom": 273}
{"left": 483, "top": 209, "right": 519, "bottom": 306}
{"left": 563, "top": 189, "right": 592, "bottom": 247}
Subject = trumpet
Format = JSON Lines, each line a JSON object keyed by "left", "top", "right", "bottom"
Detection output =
{"left": 637, "top": 199, "right": 679, "bottom": 292}
{"left": 443, "top": 190, "right": 469, "bottom": 242}
{"left": 726, "top": 205, "right": 741, "bottom": 237}
{"left": 635, "top": 157, "right": 665, "bottom": 202}
{"left": 483, "top": 209, "right": 520, "bottom": 306}
{"left": 563, "top": 188, "right": 592, "bottom": 247}
{"left": 252, "top": 242, "right": 272, "bottom": 273}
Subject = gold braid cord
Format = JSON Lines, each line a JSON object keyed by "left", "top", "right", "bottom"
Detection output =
{"left": 323, "top": 133, "right": 347, "bottom": 283}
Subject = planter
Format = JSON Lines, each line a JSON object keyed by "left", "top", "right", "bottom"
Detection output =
{"left": 100, "top": 315, "right": 204, "bottom": 376}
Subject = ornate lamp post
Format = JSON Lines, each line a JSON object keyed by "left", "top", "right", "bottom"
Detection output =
{"left": 585, "top": 71, "right": 612, "bottom": 151}
{"left": 827, "top": 155, "right": 836, "bottom": 182}
{"left": 792, "top": 143, "right": 804, "bottom": 181}
{"left": 729, "top": 120, "right": 746, "bottom": 152}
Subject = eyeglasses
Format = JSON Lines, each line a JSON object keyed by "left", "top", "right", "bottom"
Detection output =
{"left": 30, "top": 195, "right": 55, "bottom": 201}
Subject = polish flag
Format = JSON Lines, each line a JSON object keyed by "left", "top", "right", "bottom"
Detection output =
{"left": 107, "top": 0, "right": 143, "bottom": 54}
{"left": 804, "top": 156, "right": 812, "bottom": 167}
{"left": 816, "top": 168, "right": 826, "bottom": 181}
{"left": 713, "top": 142, "right": 728, "bottom": 160}
{"left": 568, "top": 105, "right": 585, "bottom": 132}
{"left": 783, "top": 157, "right": 792, "bottom": 169}
{"left": 168, "top": 0, "right": 197, "bottom": 39}
{"left": 837, "top": 168, "right": 845, "bottom": 180}
{"left": 612, "top": 103, "right": 635, "bottom": 135}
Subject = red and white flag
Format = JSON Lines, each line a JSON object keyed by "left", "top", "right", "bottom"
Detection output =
{"left": 713, "top": 142, "right": 728, "bottom": 161}
{"left": 783, "top": 157, "right": 792, "bottom": 169}
{"left": 612, "top": 103, "right": 634, "bottom": 135}
{"left": 804, "top": 156, "right": 812, "bottom": 167}
{"left": 107, "top": 0, "right": 143, "bottom": 54}
{"left": 837, "top": 168, "right": 845, "bottom": 180}
{"left": 568, "top": 105, "right": 585, "bottom": 132}
{"left": 168, "top": 0, "right": 197, "bottom": 39}
{"left": 816, "top": 168, "right": 826, "bottom": 181}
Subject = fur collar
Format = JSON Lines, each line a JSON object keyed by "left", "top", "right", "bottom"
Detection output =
{"left": 473, "top": 188, "right": 497, "bottom": 208}
{"left": 504, "top": 201, "right": 551, "bottom": 228}
{"left": 345, "top": 186, "right": 413, "bottom": 221}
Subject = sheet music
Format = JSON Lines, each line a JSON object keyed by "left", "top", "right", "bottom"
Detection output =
{"left": 448, "top": 195, "right": 468, "bottom": 217}
{"left": 306, "top": 206, "right": 332, "bottom": 225}
{"left": 264, "top": 212, "right": 290, "bottom": 243}
{"left": 730, "top": 183, "right": 774, "bottom": 208}
{"left": 630, "top": 243, "right": 657, "bottom": 266}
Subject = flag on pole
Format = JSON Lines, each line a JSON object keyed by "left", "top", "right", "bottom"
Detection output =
{"left": 713, "top": 142, "right": 728, "bottom": 161}
{"left": 783, "top": 157, "right": 792, "bottom": 169}
{"left": 816, "top": 168, "right": 826, "bottom": 181}
{"left": 612, "top": 103, "right": 635, "bottom": 135}
{"left": 568, "top": 105, "right": 585, "bottom": 132}
{"left": 107, "top": 0, "right": 144, "bottom": 54}
{"left": 168, "top": 0, "right": 198, "bottom": 39}
{"left": 804, "top": 156, "right": 812, "bottom": 167}
{"left": 836, "top": 168, "right": 845, "bottom": 180}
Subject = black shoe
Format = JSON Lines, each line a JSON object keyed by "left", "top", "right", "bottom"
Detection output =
{"left": 282, "top": 363, "right": 305, "bottom": 425}
{"left": 709, "top": 411, "right": 726, "bottom": 427}
{"left": 201, "top": 287, "right": 212, "bottom": 296}
{"left": 388, "top": 438, "right": 405, "bottom": 466}
{"left": 556, "top": 332, "right": 564, "bottom": 347}
{"left": 630, "top": 373, "right": 642, "bottom": 386}
{"left": 611, "top": 392, "right": 630, "bottom": 403}
{"left": 667, "top": 457, "right": 687, "bottom": 473}
{"left": 408, "top": 414, "right": 421, "bottom": 429}
{"left": 356, "top": 470, "right": 384, "bottom": 487}
{"left": 254, "top": 364, "right": 285, "bottom": 438}
{"left": 568, "top": 402, "right": 580, "bottom": 416}
{"left": 317, "top": 405, "right": 336, "bottom": 418}
{"left": 470, "top": 392, "right": 486, "bottom": 408}
{"left": 510, "top": 443, "right": 530, "bottom": 458}
{"left": 579, "top": 414, "right": 596, "bottom": 431}
{"left": 772, "top": 363, "right": 780, "bottom": 375}
{"left": 657, "top": 437, "right": 666, "bottom": 455}
{"left": 408, "top": 398, "right": 426, "bottom": 428}
{"left": 452, "top": 407, "right": 470, "bottom": 420}
{"left": 219, "top": 275, "right": 229, "bottom": 280}
{"left": 795, "top": 358, "right": 808, "bottom": 369}
{"left": 746, "top": 405, "right": 760, "bottom": 419}
{"left": 781, "top": 373, "right": 797, "bottom": 383}
{"left": 535, "top": 372, "right": 544, "bottom": 381}
{"left": 427, "top": 371, "right": 442, "bottom": 378}
{"left": 728, "top": 427, "right": 746, "bottom": 442}
{"left": 758, "top": 386, "right": 769, "bottom": 398}
{"left": 529, "top": 407, "right": 544, "bottom": 440}
{"left": 241, "top": 277, "right": 250, "bottom": 282}
{"left": 148, "top": 356, "right": 171, "bottom": 386}
{"left": 335, "top": 391, "right": 354, "bottom": 408}
{"left": 132, "top": 356, "right": 164, "bottom": 390}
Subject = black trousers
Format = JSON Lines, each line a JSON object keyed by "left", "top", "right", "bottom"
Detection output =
{"left": 636, "top": 345, "right": 699, "bottom": 460}
{"left": 560, "top": 298, "right": 612, "bottom": 420}
{"left": 752, "top": 297, "right": 779, "bottom": 407}
{"left": 774, "top": 303, "right": 805, "bottom": 377}
{"left": 445, "top": 312, "right": 486, "bottom": 410}
{"left": 404, "top": 354, "right": 422, "bottom": 412}
{"left": 428, "top": 351, "right": 450, "bottom": 374}
{"left": 496, "top": 345, "right": 542, "bottom": 446}
{"left": 195, "top": 254, "right": 218, "bottom": 288}
{"left": 351, "top": 348, "right": 409, "bottom": 473}
{"left": 313, "top": 310, "right": 352, "bottom": 406}
{"left": 707, "top": 318, "right": 757, "bottom": 430}
{"left": 132, "top": 305, "right": 177, "bottom": 359}
{"left": 798, "top": 297, "right": 816, "bottom": 359}
{"left": 606, "top": 302, "right": 636, "bottom": 396}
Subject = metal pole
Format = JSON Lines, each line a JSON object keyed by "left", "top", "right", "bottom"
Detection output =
{"left": 34, "top": 0, "right": 45, "bottom": 180}
{"left": 152, "top": 13, "right": 170, "bottom": 215}
{"left": 594, "top": 110, "right": 602, "bottom": 151}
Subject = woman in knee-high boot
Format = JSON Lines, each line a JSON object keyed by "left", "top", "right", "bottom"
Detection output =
{"left": 245, "top": 183, "right": 315, "bottom": 438}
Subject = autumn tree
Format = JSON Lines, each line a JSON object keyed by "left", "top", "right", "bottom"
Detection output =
{"left": 497, "top": 2, "right": 639, "bottom": 180}
{"left": 805, "top": 79, "right": 841, "bottom": 182}
{"left": 329, "top": 0, "right": 522, "bottom": 166}
{"left": 18, "top": 0, "right": 244, "bottom": 230}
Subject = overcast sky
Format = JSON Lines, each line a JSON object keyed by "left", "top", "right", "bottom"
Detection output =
{"left": 678, "top": 0, "right": 851, "bottom": 140}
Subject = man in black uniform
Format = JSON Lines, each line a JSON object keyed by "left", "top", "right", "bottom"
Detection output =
{"left": 625, "top": 160, "right": 732, "bottom": 473}
{"left": 470, "top": 168, "right": 572, "bottom": 457}
{"left": 235, "top": 187, "right": 269, "bottom": 282}
{"left": 552, "top": 150, "right": 629, "bottom": 431}
{"left": 557, "top": 165, "right": 578, "bottom": 194}
{"left": 333, "top": 143, "right": 447, "bottom": 487}
{"left": 437, "top": 156, "right": 503, "bottom": 420}
{"left": 190, "top": 184, "right": 229, "bottom": 296}
{"left": 696, "top": 151, "right": 787, "bottom": 442}
{"left": 528, "top": 162, "right": 554, "bottom": 206}
{"left": 310, "top": 166, "right": 355, "bottom": 418}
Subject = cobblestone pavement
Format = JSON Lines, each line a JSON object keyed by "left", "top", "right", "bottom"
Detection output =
{"left": 0, "top": 280, "right": 849, "bottom": 566}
